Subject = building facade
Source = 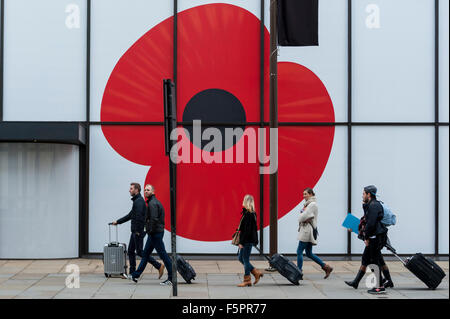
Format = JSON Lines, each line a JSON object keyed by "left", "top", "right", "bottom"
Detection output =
{"left": 0, "top": 0, "right": 448, "bottom": 258}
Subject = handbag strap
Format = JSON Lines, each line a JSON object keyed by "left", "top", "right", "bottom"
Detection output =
{"left": 236, "top": 215, "right": 244, "bottom": 231}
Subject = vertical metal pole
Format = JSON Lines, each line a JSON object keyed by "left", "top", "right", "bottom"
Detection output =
{"left": 434, "top": 0, "right": 439, "bottom": 256}
{"left": 269, "top": 0, "right": 278, "bottom": 257}
{"left": 259, "top": 0, "right": 265, "bottom": 255}
{"left": 83, "top": 0, "right": 91, "bottom": 257}
{"left": 347, "top": 0, "right": 352, "bottom": 258}
{"left": 171, "top": 0, "right": 178, "bottom": 296}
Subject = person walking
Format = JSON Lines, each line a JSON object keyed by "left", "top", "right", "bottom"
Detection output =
{"left": 345, "top": 185, "right": 393, "bottom": 294}
{"left": 297, "top": 188, "right": 333, "bottom": 279}
{"left": 129, "top": 184, "right": 173, "bottom": 286}
{"left": 112, "top": 182, "right": 164, "bottom": 278}
{"left": 237, "top": 195, "right": 263, "bottom": 287}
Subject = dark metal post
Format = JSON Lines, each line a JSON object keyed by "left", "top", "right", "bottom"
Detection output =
{"left": 259, "top": 0, "right": 265, "bottom": 255}
{"left": 347, "top": 0, "right": 352, "bottom": 258}
{"left": 269, "top": 0, "right": 278, "bottom": 257}
{"left": 434, "top": 0, "right": 439, "bottom": 256}
{"left": 163, "top": 78, "right": 177, "bottom": 296}
{"left": 82, "top": 0, "right": 91, "bottom": 257}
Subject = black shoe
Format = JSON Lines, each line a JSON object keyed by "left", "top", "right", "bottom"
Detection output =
{"left": 367, "top": 287, "right": 386, "bottom": 294}
{"left": 345, "top": 280, "right": 358, "bottom": 289}
{"left": 382, "top": 279, "right": 394, "bottom": 288}
{"left": 345, "top": 269, "right": 365, "bottom": 289}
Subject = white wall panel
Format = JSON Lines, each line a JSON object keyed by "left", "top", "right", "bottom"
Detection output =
{"left": 351, "top": 127, "right": 435, "bottom": 254}
{"left": 90, "top": 0, "right": 173, "bottom": 121}
{"left": 439, "top": 127, "right": 449, "bottom": 254}
{"left": 352, "top": 0, "right": 435, "bottom": 122}
{"left": 3, "top": 0, "right": 86, "bottom": 121}
{"left": 0, "top": 143, "right": 79, "bottom": 258}
{"left": 88, "top": 126, "right": 151, "bottom": 252}
{"left": 278, "top": 127, "right": 347, "bottom": 254}
{"left": 278, "top": 0, "right": 348, "bottom": 123}
{"left": 439, "top": 0, "right": 449, "bottom": 123}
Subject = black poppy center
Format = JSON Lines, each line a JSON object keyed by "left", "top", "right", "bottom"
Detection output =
{"left": 182, "top": 89, "right": 246, "bottom": 152}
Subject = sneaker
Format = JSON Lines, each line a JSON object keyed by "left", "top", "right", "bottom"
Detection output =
{"left": 367, "top": 287, "right": 386, "bottom": 294}
{"left": 160, "top": 279, "right": 172, "bottom": 286}
{"left": 128, "top": 274, "right": 139, "bottom": 283}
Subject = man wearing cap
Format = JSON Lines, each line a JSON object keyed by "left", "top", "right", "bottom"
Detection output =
{"left": 345, "top": 185, "right": 393, "bottom": 294}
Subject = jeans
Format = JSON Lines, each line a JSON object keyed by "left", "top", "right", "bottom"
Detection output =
{"left": 296, "top": 241, "right": 325, "bottom": 271}
{"left": 132, "top": 232, "right": 173, "bottom": 281}
{"left": 238, "top": 244, "right": 255, "bottom": 276}
{"left": 128, "top": 232, "right": 161, "bottom": 273}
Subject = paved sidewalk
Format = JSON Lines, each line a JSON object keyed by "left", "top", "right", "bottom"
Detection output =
{"left": 0, "top": 259, "right": 448, "bottom": 299}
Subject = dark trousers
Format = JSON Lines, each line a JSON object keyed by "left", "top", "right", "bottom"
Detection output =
{"left": 361, "top": 233, "right": 387, "bottom": 286}
{"left": 128, "top": 232, "right": 161, "bottom": 273}
{"left": 133, "top": 232, "right": 173, "bottom": 281}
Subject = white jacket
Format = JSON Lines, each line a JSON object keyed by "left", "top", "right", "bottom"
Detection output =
{"left": 297, "top": 198, "right": 318, "bottom": 245}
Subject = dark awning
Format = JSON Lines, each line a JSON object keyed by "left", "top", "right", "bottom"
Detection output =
{"left": 0, "top": 122, "right": 86, "bottom": 145}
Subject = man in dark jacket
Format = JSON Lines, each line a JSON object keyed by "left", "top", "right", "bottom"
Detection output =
{"left": 129, "top": 184, "right": 173, "bottom": 286}
{"left": 345, "top": 185, "right": 393, "bottom": 294}
{"left": 112, "top": 183, "right": 164, "bottom": 277}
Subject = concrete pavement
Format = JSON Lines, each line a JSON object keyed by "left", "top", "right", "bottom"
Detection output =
{"left": 0, "top": 259, "right": 448, "bottom": 299}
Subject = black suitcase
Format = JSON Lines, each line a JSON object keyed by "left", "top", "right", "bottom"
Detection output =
{"left": 255, "top": 247, "right": 303, "bottom": 285}
{"left": 176, "top": 255, "right": 196, "bottom": 284}
{"left": 385, "top": 241, "right": 446, "bottom": 290}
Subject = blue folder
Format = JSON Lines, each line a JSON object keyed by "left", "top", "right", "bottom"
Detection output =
{"left": 342, "top": 213, "right": 360, "bottom": 234}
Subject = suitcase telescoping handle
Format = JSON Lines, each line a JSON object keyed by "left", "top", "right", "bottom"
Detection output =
{"left": 253, "top": 246, "right": 272, "bottom": 263}
{"left": 384, "top": 237, "right": 406, "bottom": 265}
{"left": 108, "top": 223, "right": 119, "bottom": 244}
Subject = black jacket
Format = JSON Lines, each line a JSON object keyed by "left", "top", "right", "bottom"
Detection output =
{"left": 116, "top": 193, "right": 146, "bottom": 233}
{"left": 145, "top": 194, "right": 165, "bottom": 234}
{"left": 238, "top": 208, "right": 259, "bottom": 245}
{"left": 362, "top": 199, "right": 387, "bottom": 240}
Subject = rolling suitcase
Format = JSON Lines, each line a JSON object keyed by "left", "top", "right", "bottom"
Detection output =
{"left": 255, "top": 247, "right": 303, "bottom": 285}
{"left": 385, "top": 240, "right": 445, "bottom": 290}
{"left": 176, "top": 255, "right": 196, "bottom": 284}
{"left": 103, "top": 223, "right": 128, "bottom": 278}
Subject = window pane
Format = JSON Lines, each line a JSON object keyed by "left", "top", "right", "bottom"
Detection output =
{"left": 351, "top": 127, "right": 435, "bottom": 254}
{"left": 3, "top": 0, "right": 86, "bottom": 121}
{"left": 352, "top": 0, "right": 434, "bottom": 122}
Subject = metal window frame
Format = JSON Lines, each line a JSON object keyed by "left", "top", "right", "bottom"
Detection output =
{"left": 0, "top": 0, "right": 448, "bottom": 258}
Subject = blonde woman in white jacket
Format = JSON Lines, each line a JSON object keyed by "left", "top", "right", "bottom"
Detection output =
{"left": 297, "top": 188, "right": 333, "bottom": 279}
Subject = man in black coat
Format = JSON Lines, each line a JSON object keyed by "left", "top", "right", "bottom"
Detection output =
{"left": 129, "top": 184, "right": 173, "bottom": 286}
{"left": 345, "top": 185, "right": 393, "bottom": 294}
{"left": 112, "top": 183, "right": 164, "bottom": 277}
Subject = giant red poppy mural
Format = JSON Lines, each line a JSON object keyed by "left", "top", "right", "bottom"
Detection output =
{"left": 101, "top": 3, "right": 335, "bottom": 242}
